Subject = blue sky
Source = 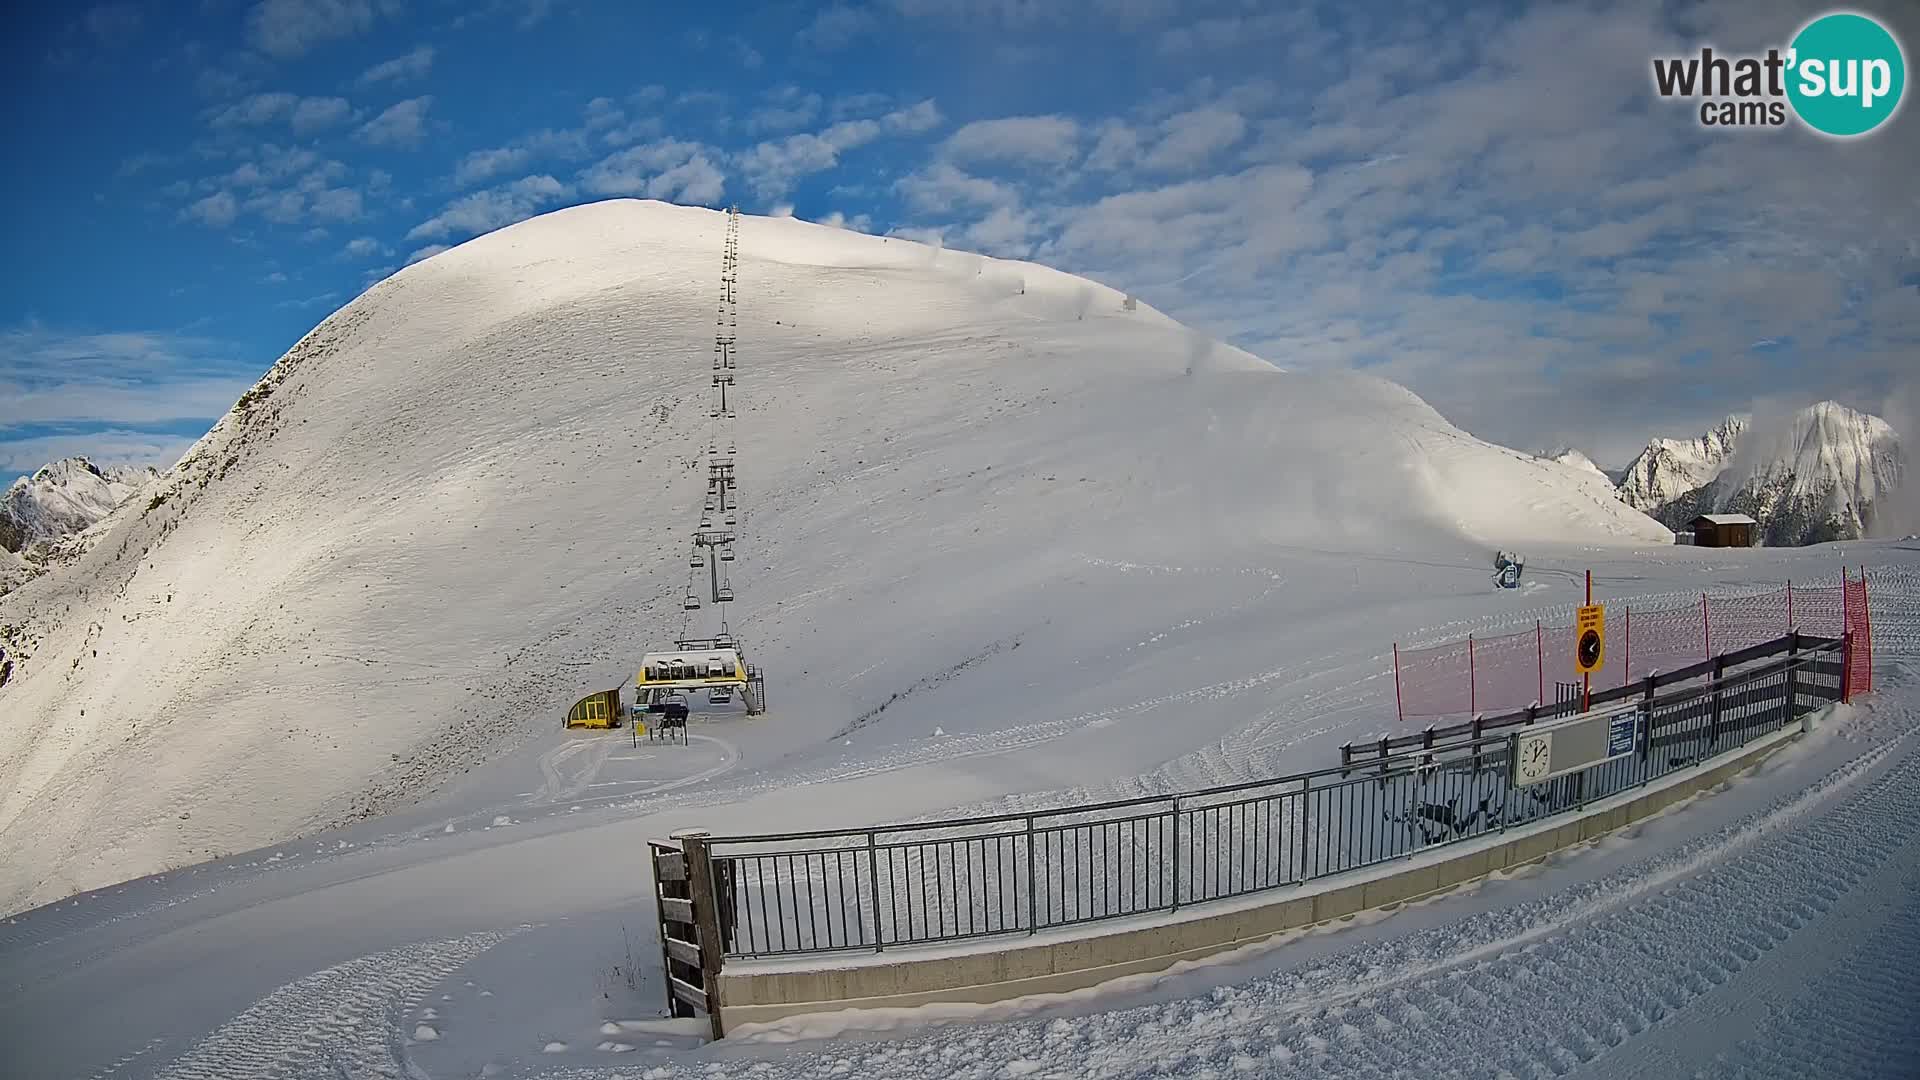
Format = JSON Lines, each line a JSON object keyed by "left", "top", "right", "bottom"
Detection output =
{"left": 3, "top": 0, "right": 1917, "bottom": 486}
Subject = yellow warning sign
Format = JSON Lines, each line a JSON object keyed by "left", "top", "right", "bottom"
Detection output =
{"left": 1575, "top": 604, "right": 1606, "bottom": 674}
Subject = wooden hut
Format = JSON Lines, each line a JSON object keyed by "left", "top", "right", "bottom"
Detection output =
{"left": 1690, "top": 513, "right": 1756, "bottom": 548}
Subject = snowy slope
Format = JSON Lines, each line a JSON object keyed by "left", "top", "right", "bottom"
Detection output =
{"left": 0, "top": 458, "right": 158, "bottom": 594}
{"left": 1543, "top": 447, "right": 1613, "bottom": 486}
{"left": 0, "top": 198, "right": 1673, "bottom": 912}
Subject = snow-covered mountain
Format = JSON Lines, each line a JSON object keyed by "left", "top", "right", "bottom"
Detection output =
{"left": 1616, "top": 416, "right": 1747, "bottom": 512}
{"left": 1542, "top": 447, "right": 1614, "bottom": 486}
{"left": 0, "top": 198, "right": 1672, "bottom": 912}
{"left": 0, "top": 458, "right": 159, "bottom": 594}
{"left": 1616, "top": 403, "right": 1904, "bottom": 545}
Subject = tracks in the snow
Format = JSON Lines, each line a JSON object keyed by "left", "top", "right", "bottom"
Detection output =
{"left": 133, "top": 930, "right": 515, "bottom": 1080}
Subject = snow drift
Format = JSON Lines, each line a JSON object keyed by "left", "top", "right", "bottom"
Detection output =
{"left": 0, "top": 198, "right": 1670, "bottom": 913}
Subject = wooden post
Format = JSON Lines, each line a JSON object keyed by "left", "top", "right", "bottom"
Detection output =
{"left": 674, "top": 829, "right": 727, "bottom": 1041}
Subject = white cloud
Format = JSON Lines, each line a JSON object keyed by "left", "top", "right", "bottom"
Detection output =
{"left": 453, "top": 147, "right": 530, "bottom": 188}
{"left": 355, "top": 96, "right": 432, "bottom": 148}
{"left": 406, "top": 174, "right": 573, "bottom": 240}
{"left": 262, "top": 271, "right": 287, "bottom": 284}
{"left": 942, "top": 115, "right": 1080, "bottom": 168}
{"left": 308, "top": 187, "right": 364, "bottom": 222}
{"left": 584, "top": 97, "right": 624, "bottom": 130}
{"left": 209, "top": 92, "right": 298, "bottom": 128}
{"left": 799, "top": 5, "right": 875, "bottom": 50}
{"left": 747, "top": 91, "right": 823, "bottom": 134}
{"left": 579, "top": 141, "right": 725, "bottom": 203}
{"left": 897, "top": 162, "right": 1021, "bottom": 214}
{"left": 0, "top": 325, "right": 260, "bottom": 452}
{"left": 183, "top": 190, "right": 239, "bottom": 228}
{"left": 244, "top": 189, "right": 306, "bottom": 225}
{"left": 739, "top": 99, "right": 943, "bottom": 197}
{"left": 290, "top": 96, "right": 352, "bottom": 134}
{"left": 406, "top": 244, "right": 450, "bottom": 264}
{"left": 245, "top": 0, "right": 378, "bottom": 58}
{"left": 1141, "top": 108, "right": 1247, "bottom": 172}
{"left": 817, "top": 210, "right": 873, "bottom": 233}
{"left": 963, "top": 206, "right": 1040, "bottom": 257}
{"left": 357, "top": 44, "right": 434, "bottom": 86}
{"left": 1085, "top": 120, "right": 1141, "bottom": 171}
{"left": 342, "top": 236, "right": 383, "bottom": 258}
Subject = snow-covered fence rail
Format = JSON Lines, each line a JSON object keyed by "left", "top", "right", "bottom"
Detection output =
{"left": 690, "top": 634, "right": 1846, "bottom": 960}
{"left": 1393, "top": 570, "right": 1873, "bottom": 722}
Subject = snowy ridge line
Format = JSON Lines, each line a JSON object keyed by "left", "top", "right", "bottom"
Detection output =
{"left": 136, "top": 928, "right": 517, "bottom": 1080}
{"left": 556, "top": 695, "right": 1918, "bottom": 1079}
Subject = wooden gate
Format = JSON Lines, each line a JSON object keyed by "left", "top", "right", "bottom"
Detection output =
{"left": 648, "top": 831, "right": 731, "bottom": 1039}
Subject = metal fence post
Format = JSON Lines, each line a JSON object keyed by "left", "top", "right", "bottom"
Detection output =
{"left": 1025, "top": 814, "right": 1038, "bottom": 933}
{"left": 1709, "top": 655, "right": 1726, "bottom": 747}
{"left": 1296, "top": 777, "right": 1311, "bottom": 882}
{"left": 866, "top": 832, "right": 882, "bottom": 953}
{"left": 673, "top": 829, "right": 727, "bottom": 1041}
{"left": 1171, "top": 796, "right": 1182, "bottom": 911}
{"left": 1785, "top": 631, "right": 1799, "bottom": 727}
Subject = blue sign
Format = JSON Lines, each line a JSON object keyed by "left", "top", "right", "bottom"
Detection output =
{"left": 1608, "top": 712, "right": 1638, "bottom": 757}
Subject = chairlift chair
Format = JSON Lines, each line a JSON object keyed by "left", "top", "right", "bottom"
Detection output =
{"left": 708, "top": 687, "right": 733, "bottom": 704}
{"left": 691, "top": 552, "right": 705, "bottom": 568}
{"left": 719, "top": 547, "right": 735, "bottom": 562}
{"left": 716, "top": 584, "right": 735, "bottom": 602}
{"left": 682, "top": 593, "right": 701, "bottom": 611}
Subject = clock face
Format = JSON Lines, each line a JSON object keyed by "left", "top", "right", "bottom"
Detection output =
{"left": 1516, "top": 733, "right": 1552, "bottom": 782}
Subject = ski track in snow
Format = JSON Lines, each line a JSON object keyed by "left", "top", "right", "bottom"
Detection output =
{"left": 123, "top": 930, "right": 514, "bottom": 1080}
{"left": 530, "top": 678, "right": 1920, "bottom": 1080}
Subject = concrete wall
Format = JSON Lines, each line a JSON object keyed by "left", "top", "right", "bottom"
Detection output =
{"left": 714, "top": 726, "right": 1800, "bottom": 1033}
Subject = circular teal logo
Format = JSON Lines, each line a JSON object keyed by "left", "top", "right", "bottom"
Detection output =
{"left": 1787, "top": 11, "right": 1906, "bottom": 137}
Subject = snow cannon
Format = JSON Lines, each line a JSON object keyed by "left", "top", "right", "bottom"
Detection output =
{"left": 1492, "top": 551, "right": 1524, "bottom": 590}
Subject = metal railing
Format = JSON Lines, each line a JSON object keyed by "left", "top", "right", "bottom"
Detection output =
{"left": 702, "top": 633, "right": 1847, "bottom": 960}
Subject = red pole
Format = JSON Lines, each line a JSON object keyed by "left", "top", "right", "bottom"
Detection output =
{"left": 1535, "top": 620, "right": 1544, "bottom": 705}
{"left": 1701, "top": 592, "right": 1712, "bottom": 661}
{"left": 1584, "top": 570, "right": 1592, "bottom": 711}
{"left": 1861, "top": 565, "right": 1873, "bottom": 693}
{"left": 1468, "top": 635, "right": 1476, "bottom": 715}
{"left": 1393, "top": 643, "right": 1404, "bottom": 723}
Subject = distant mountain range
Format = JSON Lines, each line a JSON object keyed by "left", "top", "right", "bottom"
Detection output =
{"left": 1, "top": 458, "right": 160, "bottom": 595}
{"left": 1546, "top": 401, "right": 1905, "bottom": 546}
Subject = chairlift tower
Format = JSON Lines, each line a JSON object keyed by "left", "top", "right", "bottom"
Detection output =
{"left": 658, "top": 204, "right": 764, "bottom": 715}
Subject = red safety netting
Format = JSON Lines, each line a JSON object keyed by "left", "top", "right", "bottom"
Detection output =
{"left": 1393, "top": 576, "right": 1871, "bottom": 721}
